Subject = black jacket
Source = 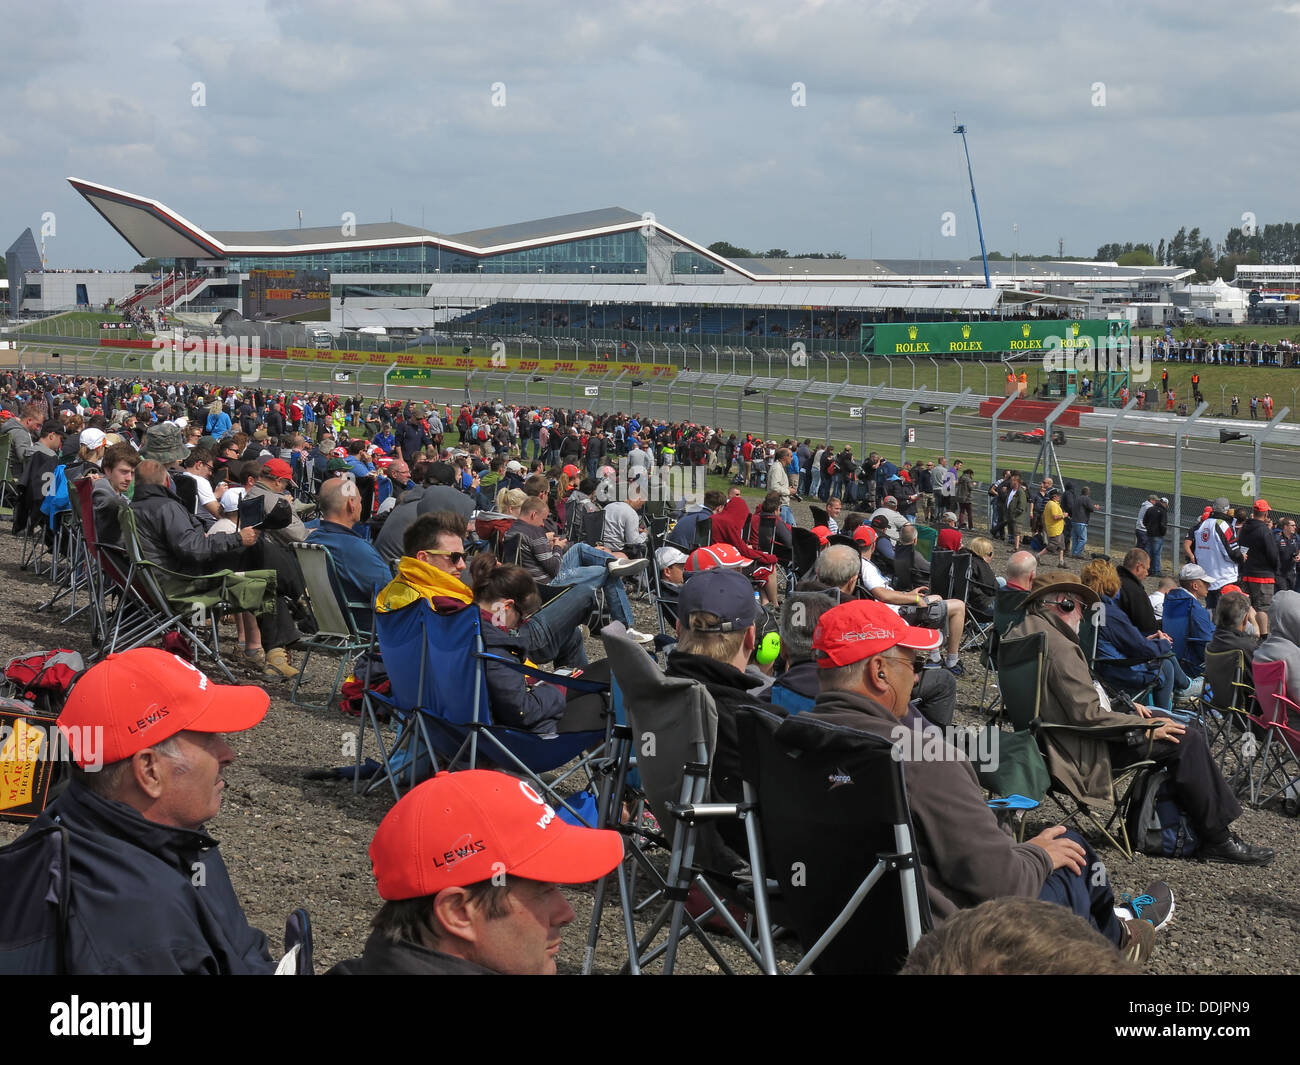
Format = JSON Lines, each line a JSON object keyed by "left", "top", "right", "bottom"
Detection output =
{"left": 130, "top": 480, "right": 243, "bottom": 574}
{"left": 328, "top": 930, "right": 494, "bottom": 975}
{"left": 1116, "top": 564, "right": 1159, "bottom": 636}
{"left": 1238, "top": 518, "right": 1280, "bottom": 582}
{"left": 15, "top": 783, "right": 273, "bottom": 974}
{"left": 479, "top": 610, "right": 566, "bottom": 734}
{"left": 1142, "top": 503, "right": 1168, "bottom": 539}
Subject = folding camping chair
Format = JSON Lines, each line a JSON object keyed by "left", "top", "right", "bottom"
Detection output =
{"left": 358, "top": 600, "right": 609, "bottom": 815}
{"left": 976, "top": 586, "right": 1028, "bottom": 716}
{"left": 286, "top": 542, "right": 374, "bottom": 713}
{"left": 998, "top": 632, "right": 1159, "bottom": 859}
{"left": 947, "top": 552, "right": 993, "bottom": 654}
{"left": 693, "top": 515, "right": 712, "bottom": 548}
{"left": 809, "top": 505, "right": 829, "bottom": 528}
{"left": 0, "top": 444, "right": 16, "bottom": 517}
{"left": 929, "top": 548, "right": 955, "bottom": 599}
{"left": 1247, "top": 659, "right": 1300, "bottom": 809}
{"left": 1250, "top": 659, "right": 1300, "bottom": 813}
{"left": 913, "top": 524, "right": 938, "bottom": 561}
{"left": 585, "top": 626, "right": 767, "bottom": 976}
{"left": 36, "top": 476, "right": 96, "bottom": 624}
{"left": 112, "top": 509, "right": 270, "bottom": 683}
{"left": 789, "top": 526, "right": 822, "bottom": 584}
{"left": 737, "top": 707, "right": 933, "bottom": 974}
{"left": 1161, "top": 593, "right": 1207, "bottom": 678}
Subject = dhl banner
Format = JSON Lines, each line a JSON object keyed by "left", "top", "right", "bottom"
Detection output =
{"left": 285, "top": 348, "right": 678, "bottom": 379}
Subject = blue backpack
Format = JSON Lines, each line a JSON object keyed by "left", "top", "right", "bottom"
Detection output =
{"left": 1127, "top": 768, "right": 1199, "bottom": 858}
{"left": 40, "top": 465, "right": 70, "bottom": 528}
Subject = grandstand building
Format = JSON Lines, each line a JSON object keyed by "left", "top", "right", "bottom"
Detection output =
{"left": 10, "top": 178, "right": 1195, "bottom": 346}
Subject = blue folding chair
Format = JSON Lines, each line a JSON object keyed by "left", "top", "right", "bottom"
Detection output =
{"left": 358, "top": 600, "right": 610, "bottom": 823}
{"left": 1160, "top": 593, "right": 1207, "bottom": 679}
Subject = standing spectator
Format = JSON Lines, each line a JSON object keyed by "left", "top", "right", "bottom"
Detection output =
{"left": 1135, "top": 494, "right": 1156, "bottom": 553}
{"left": 955, "top": 465, "right": 976, "bottom": 530}
{"left": 767, "top": 447, "right": 795, "bottom": 527}
{"left": 1143, "top": 496, "right": 1169, "bottom": 577}
{"left": 1274, "top": 516, "right": 1300, "bottom": 591}
{"left": 1068, "top": 485, "right": 1099, "bottom": 559}
{"left": 1238, "top": 500, "right": 1280, "bottom": 636}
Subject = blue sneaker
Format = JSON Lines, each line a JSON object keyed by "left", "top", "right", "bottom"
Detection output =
{"left": 946, "top": 661, "right": 966, "bottom": 677}
{"left": 1119, "top": 881, "right": 1175, "bottom": 931}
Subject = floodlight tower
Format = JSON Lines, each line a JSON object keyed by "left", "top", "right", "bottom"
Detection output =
{"left": 953, "top": 117, "right": 991, "bottom": 289}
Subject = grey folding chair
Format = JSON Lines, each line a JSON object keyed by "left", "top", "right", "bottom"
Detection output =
{"left": 287, "top": 542, "right": 373, "bottom": 713}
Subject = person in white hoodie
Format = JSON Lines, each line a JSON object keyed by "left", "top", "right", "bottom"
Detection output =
{"left": 1253, "top": 589, "right": 1300, "bottom": 710}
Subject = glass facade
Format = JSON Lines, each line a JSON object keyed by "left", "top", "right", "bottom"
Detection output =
{"left": 226, "top": 231, "right": 658, "bottom": 276}
{"left": 332, "top": 283, "right": 429, "bottom": 298}
{"left": 671, "top": 250, "right": 724, "bottom": 275}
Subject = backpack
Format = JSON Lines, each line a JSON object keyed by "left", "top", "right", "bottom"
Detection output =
{"left": 1126, "top": 767, "right": 1199, "bottom": 858}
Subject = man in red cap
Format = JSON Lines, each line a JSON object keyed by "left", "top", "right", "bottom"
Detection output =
{"left": 245, "top": 457, "right": 307, "bottom": 544}
{"left": 331, "top": 770, "right": 623, "bottom": 975}
{"left": 2, "top": 649, "right": 277, "bottom": 973}
{"left": 801, "top": 599, "right": 1170, "bottom": 964}
{"left": 1237, "top": 499, "right": 1279, "bottom": 636}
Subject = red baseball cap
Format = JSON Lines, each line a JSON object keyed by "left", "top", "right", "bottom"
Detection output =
{"left": 810, "top": 525, "right": 831, "bottom": 546}
{"left": 369, "top": 770, "right": 624, "bottom": 900}
{"left": 58, "top": 648, "right": 269, "bottom": 767}
{"left": 812, "top": 600, "right": 941, "bottom": 668}
{"left": 261, "top": 457, "right": 293, "bottom": 480}
{"left": 1254, "top": 499, "right": 1271, "bottom": 512}
{"left": 853, "top": 525, "right": 878, "bottom": 548}
{"left": 562, "top": 464, "right": 580, "bottom": 478}
{"left": 685, "top": 544, "right": 751, "bottom": 572}
{"left": 1221, "top": 584, "right": 1245, "bottom": 597}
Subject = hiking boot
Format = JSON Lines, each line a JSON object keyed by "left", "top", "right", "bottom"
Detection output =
{"left": 1121, "top": 918, "right": 1156, "bottom": 965}
{"left": 1119, "top": 881, "right": 1175, "bottom": 931}
{"left": 1198, "top": 832, "right": 1274, "bottom": 866}
{"left": 264, "top": 647, "right": 300, "bottom": 679}
{"left": 607, "top": 557, "right": 648, "bottom": 578}
{"left": 625, "top": 628, "right": 656, "bottom": 646}
{"left": 242, "top": 647, "right": 267, "bottom": 671}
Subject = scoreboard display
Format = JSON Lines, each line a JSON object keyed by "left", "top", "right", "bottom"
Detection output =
{"left": 241, "top": 268, "right": 330, "bottom": 320}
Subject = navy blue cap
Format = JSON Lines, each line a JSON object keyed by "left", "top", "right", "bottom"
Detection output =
{"left": 677, "top": 568, "right": 760, "bottom": 632}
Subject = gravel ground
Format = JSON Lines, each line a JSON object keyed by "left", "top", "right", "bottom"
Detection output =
{"left": 1, "top": 501, "right": 1296, "bottom": 975}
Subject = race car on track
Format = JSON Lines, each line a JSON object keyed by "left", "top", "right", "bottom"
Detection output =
{"left": 1000, "top": 426, "right": 1066, "bottom": 444}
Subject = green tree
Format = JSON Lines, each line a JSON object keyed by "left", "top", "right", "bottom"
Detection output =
{"left": 762, "top": 248, "right": 790, "bottom": 258}
{"left": 131, "top": 258, "right": 162, "bottom": 273}
{"left": 1117, "top": 249, "right": 1157, "bottom": 266}
{"left": 708, "top": 241, "right": 753, "bottom": 258}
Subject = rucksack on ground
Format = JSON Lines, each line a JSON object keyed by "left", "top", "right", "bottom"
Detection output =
{"left": 1127, "top": 767, "right": 1199, "bottom": 858}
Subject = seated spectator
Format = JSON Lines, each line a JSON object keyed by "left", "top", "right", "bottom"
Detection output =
{"left": 211, "top": 488, "right": 243, "bottom": 535}
{"left": 179, "top": 447, "right": 221, "bottom": 526}
{"left": 654, "top": 544, "right": 688, "bottom": 614}
{"left": 509, "top": 496, "right": 653, "bottom": 643}
{"left": 935, "top": 511, "right": 963, "bottom": 553}
{"left": 902, "top": 897, "right": 1139, "bottom": 975}
{"left": 92, "top": 441, "right": 139, "bottom": 545}
{"left": 1162, "top": 563, "right": 1215, "bottom": 677}
{"left": 961, "top": 536, "right": 999, "bottom": 619}
{"left": 470, "top": 558, "right": 608, "bottom": 735}
{"left": 4, "top": 648, "right": 276, "bottom": 973}
{"left": 1079, "top": 559, "right": 1190, "bottom": 713}
{"left": 2, "top": 400, "right": 44, "bottom": 479}
{"left": 329, "top": 770, "right": 622, "bottom": 974}
{"left": 1148, "top": 576, "right": 1177, "bottom": 622}
{"left": 415, "top": 461, "right": 476, "bottom": 521}
{"left": 1253, "top": 589, "right": 1300, "bottom": 709}
{"left": 748, "top": 491, "right": 793, "bottom": 553}
{"left": 64, "top": 426, "right": 107, "bottom": 482}
{"left": 891, "top": 524, "right": 931, "bottom": 593}
{"left": 1006, "top": 569, "right": 1273, "bottom": 865}
{"left": 765, "top": 590, "right": 840, "bottom": 713}
{"left": 245, "top": 458, "right": 308, "bottom": 544}
{"left": 1116, "top": 549, "right": 1160, "bottom": 636}
{"left": 804, "top": 599, "right": 1166, "bottom": 963}
{"left": 868, "top": 496, "right": 909, "bottom": 544}
{"left": 710, "top": 492, "right": 780, "bottom": 607}
{"left": 600, "top": 496, "right": 648, "bottom": 559}
{"left": 307, "top": 477, "right": 394, "bottom": 632}
{"left": 1207, "top": 590, "right": 1261, "bottom": 675}
{"left": 849, "top": 531, "right": 967, "bottom": 676}
{"left": 869, "top": 515, "right": 896, "bottom": 561}
{"left": 1004, "top": 550, "right": 1038, "bottom": 593}
{"left": 816, "top": 541, "right": 957, "bottom": 724}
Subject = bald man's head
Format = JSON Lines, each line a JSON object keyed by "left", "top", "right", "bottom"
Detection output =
{"left": 319, "top": 475, "right": 361, "bottom": 524}
{"left": 135, "top": 459, "right": 170, "bottom": 487}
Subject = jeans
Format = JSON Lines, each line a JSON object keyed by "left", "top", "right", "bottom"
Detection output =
{"left": 810, "top": 468, "right": 821, "bottom": 497}
{"left": 523, "top": 582, "right": 596, "bottom": 668}
{"left": 1071, "top": 522, "right": 1088, "bottom": 557}
{"left": 779, "top": 504, "right": 796, "bottom": 528}
{"left": 552, "top": 543, "right": 636, "bottom": 629}
{"left": 1036, "top": 830, "right": 1126, "bottom": 947}
{"left": 799, "top": 468, "right": 812, "bottom": 496}
{"left": 831, "top": 473, "right": 847, "bottom": 500}
{"left": 1148, "top": 536, "right": 1165, "bottom": 575}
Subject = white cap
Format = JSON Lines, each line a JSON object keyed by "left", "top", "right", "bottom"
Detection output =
{"left": 219, "top": 487, "right": 245, "bottom": 513}
{"left": 655, "top": 545, "right": 689, "bottom": 570}
{"left": 79, "top": 427, "right": 106, "bottom": 450}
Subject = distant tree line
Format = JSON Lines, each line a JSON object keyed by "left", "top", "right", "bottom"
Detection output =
{"left": 708, "top": 241, "right": 845, "bottom": 260}
{"left": 1093, "top": 222, "right": 1300, "bottom": 281}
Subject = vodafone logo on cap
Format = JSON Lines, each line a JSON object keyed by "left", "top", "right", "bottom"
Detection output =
{"left": 518, "top": 779, "right": 557, "bottom": 830}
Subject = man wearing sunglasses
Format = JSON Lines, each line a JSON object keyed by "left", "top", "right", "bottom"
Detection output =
{"left": 803, "top": 599, "right": 1167, "bottom": 964}
{"left": 1008, "top": 570, "right": 1274, "bottom": 866}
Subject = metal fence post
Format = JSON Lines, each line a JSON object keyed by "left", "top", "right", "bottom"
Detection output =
{"left": 988, "top": 389, "right": 1021, "bottom": 512}
{"left": 906, "top": 356, "right": 916, "bottom": 390}
{"left": 943, "top": 388, "right": 974, "bottom": 460}
{"left": 898, "top": 386, "right": 929, "bottom": 466}
{"left": 1172, "top": 401, "right": 1209, "bottom": 550}
{"left": 825, "top": 383, "right": 849, "bottom": 444}
{"left": 930, "top": 356, "right": 940, "bottom": 391}
{"left": 1103, "top": 397, "right": 1140, "bottom": 557}
{"left": 856, "top": 384, "right": 887, "bottom": 457}
{"left": 382, "top": 362, "right": 397, "bottom": 405}
{"left": 792, "top": 377, "right": 819, "bottom": 440}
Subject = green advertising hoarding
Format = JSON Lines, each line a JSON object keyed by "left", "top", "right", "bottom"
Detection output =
{"left": 867, "top": 318, "right": 1127, "bottom": 356}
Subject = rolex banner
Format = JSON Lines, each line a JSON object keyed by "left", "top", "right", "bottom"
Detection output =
{"left": 868, "top": 319, "right": 1128, "bottom": 356}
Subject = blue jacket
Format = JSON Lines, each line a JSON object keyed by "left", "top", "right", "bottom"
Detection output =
{"left": 205, "top": 410, "right": 232, "bottom": 438}
{"left": 17, "top": 783, "right": 273, "bottom": 974}
{"left": 307, "top": 520, "right": 393, "bottom": 630}
{"left": 1095, "top": 593, "right": 1168, "bottom": 691}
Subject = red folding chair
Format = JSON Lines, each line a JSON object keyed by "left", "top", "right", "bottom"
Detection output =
{"left": 1250, "top": 659, "right": 1300, "bottom": 811}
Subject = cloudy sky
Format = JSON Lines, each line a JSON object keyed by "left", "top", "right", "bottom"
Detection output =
{"left": 5, "top": 0, "right": 1298, "bottom": 269}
